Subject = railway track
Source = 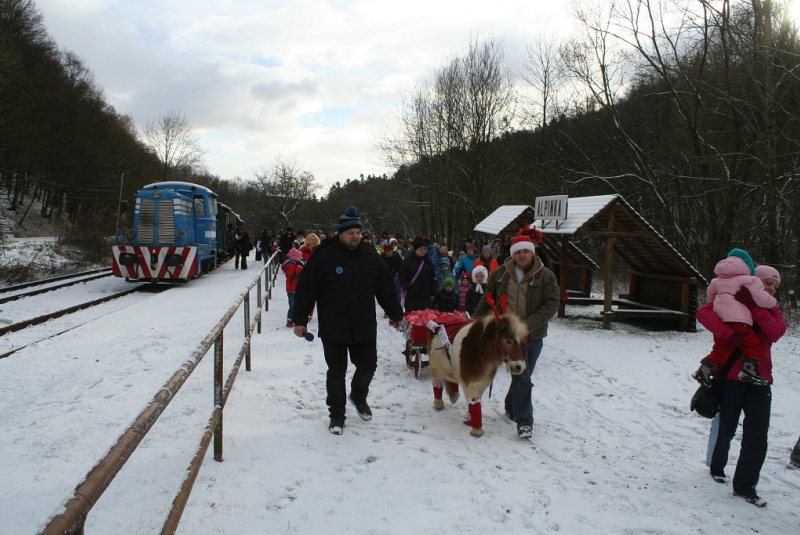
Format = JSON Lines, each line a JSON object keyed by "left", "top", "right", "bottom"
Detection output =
{"left": 0, "top": 268, "right": 113, "bottom": 304}
{"left": 0, "top": 284, "right": 168, "bottom": 359}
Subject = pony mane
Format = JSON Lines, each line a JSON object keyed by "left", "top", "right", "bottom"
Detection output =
{"left": 499, "top": 313, "right": 529, "bottom": 343}
{"left": 458, "top": 313, "right": 528, "bottom": 384}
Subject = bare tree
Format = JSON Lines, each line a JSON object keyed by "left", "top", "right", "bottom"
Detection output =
{"left": 142, "top": 109, "right": 206, "bottom": 181}
{"left": 519, "top": 32, "right": 570, "bottom": 132}
{"left": 253, "top": 155, "right": 318, "bottom": 226}
{"left": 380, "top": 36, "right": 516, "bottom": 244}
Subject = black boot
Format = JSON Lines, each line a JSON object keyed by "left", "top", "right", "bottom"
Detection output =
{"left": 790, "top": 437, "right": 800, "bottom": 469}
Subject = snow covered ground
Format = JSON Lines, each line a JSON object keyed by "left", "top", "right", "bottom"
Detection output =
{"left": 1, "top": 256, "right": 799, "bottom": 534}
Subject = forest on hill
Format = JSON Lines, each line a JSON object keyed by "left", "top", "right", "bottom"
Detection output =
{"left": 1, "top": 0, "right": 799, "bottom": 287}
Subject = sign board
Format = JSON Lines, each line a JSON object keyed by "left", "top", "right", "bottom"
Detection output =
{"left": 534, "top": 195, "right": 569, "bottom": 221}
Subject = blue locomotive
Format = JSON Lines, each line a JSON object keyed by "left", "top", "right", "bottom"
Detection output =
{"left": 111, "top": 181, "right": 242, "bottom": 281}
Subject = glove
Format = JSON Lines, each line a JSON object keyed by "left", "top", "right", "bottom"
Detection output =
{"left": 735, "top": 288, "right": 757, "bottom": 310}
{"left": 692, "top": 359, "right": 716, "bottom": 388}
{"left": 724, "top": 329, "right": 745, "bottom": 347}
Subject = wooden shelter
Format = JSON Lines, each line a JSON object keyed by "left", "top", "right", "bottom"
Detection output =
{"left": 474, "top": 195, "right": 707, "bottom": 332}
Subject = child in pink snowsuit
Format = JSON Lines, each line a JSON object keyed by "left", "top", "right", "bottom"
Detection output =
{"left": 694, "top": 249, "right": 777, "bottom": 385}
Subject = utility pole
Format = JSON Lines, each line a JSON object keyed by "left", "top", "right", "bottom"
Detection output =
{"left": 115, "top": 172, "right": 125, "bottom": 236}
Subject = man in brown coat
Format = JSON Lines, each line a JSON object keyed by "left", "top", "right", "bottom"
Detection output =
{"left": 471, "top": 226, "right": 559, "bottom": 439}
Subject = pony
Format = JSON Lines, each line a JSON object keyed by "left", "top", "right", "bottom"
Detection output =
{"left": 427, "top": 310, "right": 529, "bottom": 437}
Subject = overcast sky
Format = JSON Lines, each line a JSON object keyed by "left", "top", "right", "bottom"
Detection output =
{"left": 35, "top": 0, "right": 573, "bottom": 190}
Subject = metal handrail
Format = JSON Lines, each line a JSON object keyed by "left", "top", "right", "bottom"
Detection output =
{"left": 40, "top": 251, "right": 282, "bottom": 535}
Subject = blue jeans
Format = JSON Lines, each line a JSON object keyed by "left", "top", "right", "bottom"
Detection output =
{"left": 504, "top": 338, "right": 544, "bottom": 428}
{"left": 706, "top": 414, "right": 719, "bottom": 467}
{"left": 287, "top": 292, "right": 295, "bottom": 319}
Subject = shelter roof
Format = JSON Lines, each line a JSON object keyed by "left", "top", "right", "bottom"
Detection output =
{"left": 534, "top": 194, "right": 706, "bottom": 284}
{"left": 473, "top": 195, "right": 706, "bottom": 285}
{"left": 473, "top": 205, "right": 534, "bottom": 235}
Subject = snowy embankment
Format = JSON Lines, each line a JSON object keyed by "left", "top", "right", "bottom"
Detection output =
{"left": 1, "top": 261, "right": 799, "bottom": 534}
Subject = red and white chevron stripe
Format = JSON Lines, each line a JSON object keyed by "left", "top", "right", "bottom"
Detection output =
{"left": 111, "top": 246, "right": 199, "bottom": 280}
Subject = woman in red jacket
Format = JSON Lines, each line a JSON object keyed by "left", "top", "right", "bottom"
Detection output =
{"left": 696, "top": 264, "right": 786, "bottom": 507}
{"left": 473, "top": 245, "right": 499, "bottom": 274}
{"left": 300, "top": 233, "right": 320, "bottom": 262}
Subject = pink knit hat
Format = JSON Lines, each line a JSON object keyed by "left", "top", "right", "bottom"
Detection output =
{"left": 755, "top": 265, "right": 780, "bottom": 284}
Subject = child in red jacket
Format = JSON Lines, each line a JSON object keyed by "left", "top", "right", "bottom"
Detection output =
{"left": 282, "top": 248, "right": 305, "bottom": 327}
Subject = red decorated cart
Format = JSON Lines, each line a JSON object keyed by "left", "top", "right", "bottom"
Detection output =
{"left": 401, "top": 309, "right": 467, "bottom": 380}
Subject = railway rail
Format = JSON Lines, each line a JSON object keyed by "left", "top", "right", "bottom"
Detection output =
{"left": 0, "top": 268, "right": 113, "bottom": 304}
{"left": 0, "top": 284, "right": 166, "bottom": 359}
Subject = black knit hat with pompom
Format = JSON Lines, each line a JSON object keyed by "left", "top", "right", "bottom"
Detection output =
{"left": 338, "top": 206, "right": 362, "bottom": 232}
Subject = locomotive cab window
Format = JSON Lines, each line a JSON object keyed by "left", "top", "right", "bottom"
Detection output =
{"left": 194, "top": 196, "right": 206, "bottom": 215}
{"left": 210, "top": 197, "right": 218, "bottom": 216}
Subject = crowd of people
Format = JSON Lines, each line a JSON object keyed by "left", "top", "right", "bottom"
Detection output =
{"left": 232, "top": 207, "right": 795, "bottom": 509}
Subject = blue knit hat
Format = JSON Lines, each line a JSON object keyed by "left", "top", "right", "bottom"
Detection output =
{"left": 338, "top": 206, "right": 362, "bottom": 232}
{"left": 727, "top": 248, "right": 755, "bottom": 275}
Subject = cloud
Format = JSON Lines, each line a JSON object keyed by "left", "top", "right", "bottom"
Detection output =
{"left": 34, "top": 0, "right": 573, "bottom": 187}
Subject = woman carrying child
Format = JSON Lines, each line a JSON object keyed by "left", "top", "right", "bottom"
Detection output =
{"left": 693, "top": 249, "right": 777, "bottom": 386}
{"left": 695, "top": 260, "right": 786, "bottom": 507}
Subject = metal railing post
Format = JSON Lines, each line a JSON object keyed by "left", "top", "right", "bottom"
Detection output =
{"left": 213, "top": 332, "right": 223, "bottom": 462}
{"left": 244, "top": 293, "right": 251, "bottom": 371}
{"left": 256, "top": 280, "right": 262, "bottom": 334}
{"left": 265, "top": 267, "right": 270, "bottom": 311}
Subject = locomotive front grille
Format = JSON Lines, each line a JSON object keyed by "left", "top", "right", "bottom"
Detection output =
{"left": 138, "top": 199, "right": 155, "bottom": 243}
{"left": 158, "top": 200, "right": 175, "bottom": 243}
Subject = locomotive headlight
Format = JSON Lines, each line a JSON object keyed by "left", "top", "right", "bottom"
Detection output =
{"left": 165, "top": 254, "right": 184, "bottom": 267}
{"left": 118, "top": 253, "right": 138, "bottom": 266}
{"left": 126, "top": 228, "right": 136, "bottom": 238}
{"left": 176, "top": 229, "right": 186, "bottom": 238}
{"left": 153, "top": 191, "right": 162, "bottom": 199}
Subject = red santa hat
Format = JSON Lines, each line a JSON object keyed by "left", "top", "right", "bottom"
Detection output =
{"left": 509, "top": 225, "right": 543, "bottom": 255}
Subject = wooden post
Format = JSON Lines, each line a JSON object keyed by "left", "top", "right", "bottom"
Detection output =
{"left": 580, "top": 267, "right": 589, "bottom": 296}
{"left": 558, "top": 236, "right": 569, "bottom": 317}
{"left": 629, "top": 272, "right": 639, "bottom": 301}
{"left": 680, "top": 280, "right": 691, "bottom": 331}
{"left": 602, "top": 210, "right": 616, "bottom": 329}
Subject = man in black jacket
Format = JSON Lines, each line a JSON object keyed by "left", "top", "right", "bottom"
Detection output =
{"left": 292, "top": 206, "right": 404, "bottom": 435}
{"left": 234, "top": 227, "right": 252, "bottom": 269}
{"left": 278, "top": 227, "right": 295, "bottom": 263}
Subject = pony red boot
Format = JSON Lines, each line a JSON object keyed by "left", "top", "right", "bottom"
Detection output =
{"left": 464, "top": 398, "right": 484, "bottom": 437}
{"left": 432, "top": 379, "right": 444, "bottom": 411}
